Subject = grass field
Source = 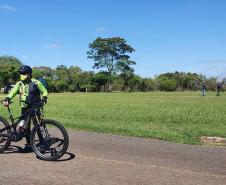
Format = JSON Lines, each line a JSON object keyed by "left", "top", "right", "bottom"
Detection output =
{"left": 1, "top": 92, "right": 226, "bottom": 145}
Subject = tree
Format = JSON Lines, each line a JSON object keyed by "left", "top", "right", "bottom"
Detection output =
{"left": 0, "top": 56, "right": 22, "bottom": 87}
{"left": 120, "top": 65, "right": 135, "bottom": 91}
{"left": 76, "top": 71, "right": 94, "bottom": 92}
{"left": 32, "top": 66, "right": 53, "bottom": 78}
{"left": 91, "top": 72, "right": 107, "bottom": 91}
{"left": 87, "top": 37, "right": 136, "bottom": 91}
{"left": 158, "top": 77, "right": 177, "bottom": 91}
{"left": 68, "top": 66, "right": 83, "bottom": 92}
{"left": 206, "top": 77, "right": 217, "bottom": 91}
{"left": 140, "top": 78, "right": 155, "bottom": 91}
{"left": 128, "top": 75, "right": 142, "bottom": 91}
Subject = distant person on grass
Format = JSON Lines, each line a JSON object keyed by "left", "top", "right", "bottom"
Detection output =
{"left": 201, "top": 81, "right": 207, "bottom": 96}
{"left": 2, "top": 65, "right": 48, "bottom": 152}
{"left": 216, "top": 78, "right": 224, "bottom": 96}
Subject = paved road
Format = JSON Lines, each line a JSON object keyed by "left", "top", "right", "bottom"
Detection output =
{"left": 0, "top": 130, "right": 226, "bottom": 185}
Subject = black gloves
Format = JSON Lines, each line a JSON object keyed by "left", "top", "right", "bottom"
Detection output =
{"left": 4, "top": 97, "right": 10, "bottom": 101}
{"left": 42, "top": 96, "right": 47, "bottom": 104}
{"left": 2, "top": 97, "right": 10, "bottom": 106}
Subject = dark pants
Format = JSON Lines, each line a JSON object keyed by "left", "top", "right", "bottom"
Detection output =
{"left": 216, "top": 86, "right": 221, "bottom": 96}
{"left": 21, "top": 107, "right": 41, "bottom": 145}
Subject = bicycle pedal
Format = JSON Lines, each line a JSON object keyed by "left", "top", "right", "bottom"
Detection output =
{"left": 8, "top": 134, "right": 16, "bottom": 142}
{"left": 11, "top": 132, "right": 23, "bottom": 142}
{"left": 0, "top": 138, "right": 6, "bottom": 143}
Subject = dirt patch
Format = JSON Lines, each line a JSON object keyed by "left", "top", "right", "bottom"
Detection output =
{"left": 200, "top": 136, "right": 226, "bottom": 145}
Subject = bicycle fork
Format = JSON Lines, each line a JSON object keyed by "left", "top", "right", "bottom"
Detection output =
{"left": 35, "top": 115, "right": 49, "bottom": 142}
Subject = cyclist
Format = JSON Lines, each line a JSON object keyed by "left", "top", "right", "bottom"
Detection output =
{"left": 2, "top": 65, "right": 48, "bottom": 152}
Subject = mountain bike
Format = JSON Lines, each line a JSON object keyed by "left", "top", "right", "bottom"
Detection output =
{"left": 0, "top": 100, "right": 69, "bottom": 161}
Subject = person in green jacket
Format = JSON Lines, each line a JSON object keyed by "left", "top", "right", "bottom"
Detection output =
{"left": 2, "top": 65, "right": 48, "bottom": 152}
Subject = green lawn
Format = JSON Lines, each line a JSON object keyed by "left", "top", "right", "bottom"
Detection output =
{"left": 1, "top": 92, "right": 226, "bottom": 144}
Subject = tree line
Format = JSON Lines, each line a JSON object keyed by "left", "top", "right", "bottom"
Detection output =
{"left": 0, "top": 56, "right": 221, "bottom": 93}
{"left": 0, "top": 37, "right": 223, "bottom": 92}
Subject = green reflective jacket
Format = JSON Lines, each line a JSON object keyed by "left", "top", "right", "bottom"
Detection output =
{"left": 7, "top": 79, "right": 48, "bottom": 107}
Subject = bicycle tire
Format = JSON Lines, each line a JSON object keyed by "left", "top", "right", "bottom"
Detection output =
{"left": 30, "top": 119, "right": 69, "bottom": 161}
{"left": 0, "top": 116, "right": 11, "bottom": 153}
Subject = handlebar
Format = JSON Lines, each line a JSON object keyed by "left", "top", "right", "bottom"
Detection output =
{"left": 1, "top": 99, "right": 45, "bottom": 121}
{"left": 1, "top": 100, "right": 44, "bottom": 107}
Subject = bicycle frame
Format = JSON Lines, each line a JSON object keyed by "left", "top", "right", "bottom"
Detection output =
{"left": 1, "top": 100, "right": 69, "bottom": 161}
{"left": 0, "top": 101, "right": 44, "bottom": 135}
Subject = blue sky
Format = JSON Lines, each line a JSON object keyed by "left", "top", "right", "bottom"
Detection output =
{"left": 0, "top": 0, "right": 226, "bottom": 77}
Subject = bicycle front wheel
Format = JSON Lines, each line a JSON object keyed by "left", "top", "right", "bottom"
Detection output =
{"left": 30, "top": 119, "right": 69, "bottom": 161}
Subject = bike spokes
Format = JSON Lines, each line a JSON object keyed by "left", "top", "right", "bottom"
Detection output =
{"left": 31, "top": 120, "right": 68, "bottom": 160}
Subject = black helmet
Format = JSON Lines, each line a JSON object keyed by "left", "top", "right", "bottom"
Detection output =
{"left": 19, "top": 65, "right": 32, "bottom": 75}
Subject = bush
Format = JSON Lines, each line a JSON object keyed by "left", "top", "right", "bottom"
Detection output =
{"left": 158, "top": 77, "right": 177, "bottom": 91}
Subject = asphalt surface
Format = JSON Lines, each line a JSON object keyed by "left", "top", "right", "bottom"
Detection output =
{"left": 0, "top": 130, "right": 226, "bottom": 185}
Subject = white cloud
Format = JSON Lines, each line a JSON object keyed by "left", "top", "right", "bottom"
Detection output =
{"left": 96, "top": 27, "right": 106, "bottom": 34}
{"left": 49, "top": 43, "right": 61, "bottom": 49}
{"left": 20, "top": 55, "right": 28, "bottom": 60}
{"left": 44, "top": 43, "right": 61, "bottom": 49}
{"left": 0, "top": 5, "right": 16, "bottom": 12}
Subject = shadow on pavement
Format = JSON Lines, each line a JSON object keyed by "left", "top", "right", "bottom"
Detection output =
{"left": 36, "top": 152, "right": 76, "bottom": 162}
{"left": 1, "top": 145, "right": 24, "bottom": 154}
{"left": 1, "top": 146, "right": 76, "bottom": 162}
{"left": 55, "top": 152, "right": 76, "bottom": 162}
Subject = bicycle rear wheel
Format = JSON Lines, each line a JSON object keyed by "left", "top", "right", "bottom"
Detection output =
{"left": 0, "top": 116, "right": 11, "bottom": 153}
{"left": 30, "top": 119, "right": 69, "bottom": 161}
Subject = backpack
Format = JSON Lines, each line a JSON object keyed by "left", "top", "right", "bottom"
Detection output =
{"left": 38, "top": 77, "right": 48, "bottom": 89}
